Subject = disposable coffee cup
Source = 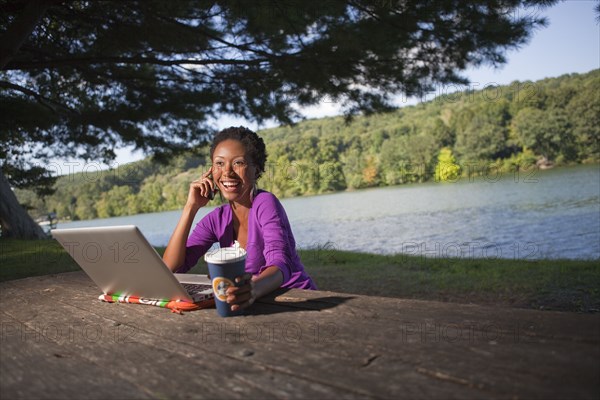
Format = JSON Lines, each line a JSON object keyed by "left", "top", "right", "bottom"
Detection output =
{"left": 204, "top": 243, "right": 247, "bottom": 317}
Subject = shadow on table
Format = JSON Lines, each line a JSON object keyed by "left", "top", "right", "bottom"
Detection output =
{"left": 249, "top": 289, "right": 355, "bottom": 315}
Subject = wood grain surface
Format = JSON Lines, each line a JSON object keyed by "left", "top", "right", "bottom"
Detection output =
{"left": 1, "top": 271, "right": 598, "bottom": 399}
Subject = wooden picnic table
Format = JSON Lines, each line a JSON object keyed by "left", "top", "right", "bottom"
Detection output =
{"left": 1, "top": 271, "right": 598, "bottom": 399}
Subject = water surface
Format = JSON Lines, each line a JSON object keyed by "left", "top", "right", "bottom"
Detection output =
{"left": 57, "top": 164, "right": 600, "bottom": 260}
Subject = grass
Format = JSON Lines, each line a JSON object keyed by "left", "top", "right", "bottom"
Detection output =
{"left": 296, "top": 250, "right": 600, "bottom": 313}
{"left": 1, "top": 239, "right": 82, "bottom": 280}
{"left": 2, "top": 239, "right": 599, "bottom": 313}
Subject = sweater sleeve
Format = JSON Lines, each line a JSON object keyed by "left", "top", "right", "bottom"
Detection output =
{"left": 255, "top": 194, "right": 294, "bottom": 284}
{"left": 176, "top": 209, "right": 219, "bottom": 273}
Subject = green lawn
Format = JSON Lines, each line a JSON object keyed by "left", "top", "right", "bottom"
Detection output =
{"left": 2, "top": 239, "right": 599, "bottom": 312}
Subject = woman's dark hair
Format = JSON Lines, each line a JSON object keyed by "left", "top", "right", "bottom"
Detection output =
{"left": 210, "top": 126, "right": 267, "bottom": 179}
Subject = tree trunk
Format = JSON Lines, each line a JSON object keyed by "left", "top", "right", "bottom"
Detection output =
{"left": 0, "top": 169, "right": 47, "bottom": 239}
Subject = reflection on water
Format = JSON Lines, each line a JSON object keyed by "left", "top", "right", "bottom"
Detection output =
{"left": 57, "top": 164, "right": 600, "bottom": 260}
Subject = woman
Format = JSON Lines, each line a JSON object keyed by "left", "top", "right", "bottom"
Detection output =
{"left": 163, "top": 126, "right": 316, "bottom": 312}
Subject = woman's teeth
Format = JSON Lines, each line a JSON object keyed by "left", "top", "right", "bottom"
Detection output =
{"left": 222, "top": 181, "right": 240, "bottom": 189}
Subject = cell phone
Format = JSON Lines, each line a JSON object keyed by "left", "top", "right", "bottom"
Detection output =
{"left": 207, "top": 174, "right": 217, "bottom": 200}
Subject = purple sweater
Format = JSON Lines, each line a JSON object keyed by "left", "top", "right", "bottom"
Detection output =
{"left": 178, "top": 190, "right": 316, "bottom": 290}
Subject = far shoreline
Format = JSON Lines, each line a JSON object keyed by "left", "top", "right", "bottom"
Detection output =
{"left": 46, "top": 162, "right": 600, "bottom": 225}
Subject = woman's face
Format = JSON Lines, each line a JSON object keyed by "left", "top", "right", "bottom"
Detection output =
{"left": 211, "top": 139, "right": 257, "bottom": 204}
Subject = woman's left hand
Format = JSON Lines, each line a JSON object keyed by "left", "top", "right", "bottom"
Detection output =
{"left": 226, "top": 273, "right": 255, "bottom": 311}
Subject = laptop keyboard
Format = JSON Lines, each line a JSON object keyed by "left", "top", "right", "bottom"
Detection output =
{"left": 181, "top": 283, "right": 212, "bottom": 294}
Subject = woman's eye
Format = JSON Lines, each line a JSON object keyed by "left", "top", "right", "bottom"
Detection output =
{"left": 234, "top": 160, "right": 247, "bottom": 167}
{"left": 214, "top": 161, "right": 224, "bottom": 168}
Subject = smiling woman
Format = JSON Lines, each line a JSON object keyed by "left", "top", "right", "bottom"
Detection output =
{"left": 162, "top": 127, "right": 317, "bottom": 312}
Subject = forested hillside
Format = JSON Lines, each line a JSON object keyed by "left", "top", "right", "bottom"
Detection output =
{"left": 17, "top": 69, "right": 599, "bottom": 221}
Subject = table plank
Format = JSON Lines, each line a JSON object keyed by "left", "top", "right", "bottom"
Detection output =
{"left": 1, "top": 272, "right": 599, "bottom": 399}
{"left": 0, "top": 293, "right": 367, "bottom": 398}
{"left": 0, "top": 312, "right": 150, "bottom": 399}
{"left": 1, "top": 275, "right": 480, "bottom": 399}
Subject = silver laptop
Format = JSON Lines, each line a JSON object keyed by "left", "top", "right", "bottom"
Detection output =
{"left": 52, "top": 225, "right": 213, "bottom": 303}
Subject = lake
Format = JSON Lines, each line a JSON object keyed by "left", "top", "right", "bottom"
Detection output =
{"left": 56, "top": 164, "right": 600, "bottom": 260}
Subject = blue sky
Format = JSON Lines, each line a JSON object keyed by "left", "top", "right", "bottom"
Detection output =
{"left": 465, "top": 0, "right": 599, "bottom": 85}
{"left": 70, "top": 0, "right": 600, "bottom": 172}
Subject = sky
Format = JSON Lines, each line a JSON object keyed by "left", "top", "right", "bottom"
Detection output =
{"left": 57, "top": 0, "right": 600, "bottom": 174}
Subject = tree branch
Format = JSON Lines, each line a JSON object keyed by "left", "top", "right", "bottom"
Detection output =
{"left": 5, "top": 55, "right": 268, "bottom": 70}
{"left": 0, "top": 0, "right": 63, "bottom": 69}
{"left": 0, "top": 80, "right": 78, "bottom": 114}
{"left": 152, "top": 13, "right": 278, "bottom": 58}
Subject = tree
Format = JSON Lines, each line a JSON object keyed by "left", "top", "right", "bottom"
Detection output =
{"left": 96, "top": 185, "right": 136, "bottom": 218}
{"left": 512, "top": 107, "right": 574, "bottom": 162}
{"left": 397, "top": 134, "right": 438, "bottom": 182}
{"left": 566, "top": 82, "right": 600, "bottom": 162}
{"left": 434, "top": 147, "right": 461, "bottom": 182}
{"left": 428, "top": 117, "right": 455, "bottom": 148}
{"left": 1, "top": 0, "right": 557, "bottom": 238}
{"left": 454, "top": 99, "right": 510, "bottom": 161}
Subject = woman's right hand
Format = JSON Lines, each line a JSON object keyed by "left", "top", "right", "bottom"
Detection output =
{"left": 164, "top": 169, "right": 215, "bottom": 271}
{"left": 186, "top": 168, "right": 216, "bottom": 209}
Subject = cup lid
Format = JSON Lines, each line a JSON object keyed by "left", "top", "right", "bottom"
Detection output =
{"left": 204, "top": 242, "right": 247, "bottom": 264}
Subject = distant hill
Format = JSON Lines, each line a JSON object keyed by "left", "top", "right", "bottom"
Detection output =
{"left": 16, "top": 69, "right": 599, "bottom": 221}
